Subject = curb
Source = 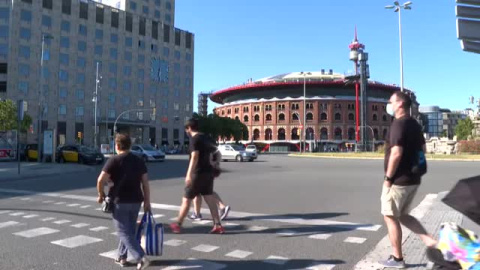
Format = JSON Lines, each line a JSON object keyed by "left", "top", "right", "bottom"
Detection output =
{"left": 288, "top": 154, "right": 480, "bottom": 162}
{"left": 0, "top": 165, "right": 96, "bottom": 182}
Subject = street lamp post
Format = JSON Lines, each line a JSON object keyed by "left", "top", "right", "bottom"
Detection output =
{"left": 386, "top": 1, "right": 412, "bottom": 93}
{"left": 93, "top": 62, "right": 100, "bottom": 149}
{"left": 300, "top": 72, "right": 312, "bottom": 153}
{"left": 37, "top": 34, "right": 53, "bottom": 162}
{"left": 293, "top": 111, "right": 302, "bottom": 153}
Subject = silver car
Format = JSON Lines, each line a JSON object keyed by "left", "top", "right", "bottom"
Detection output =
{"left": 131, "top": 144, "right": 165, "bottom": 162}
{"left": 218, "top": 144, "right": 256, "bottom": 162}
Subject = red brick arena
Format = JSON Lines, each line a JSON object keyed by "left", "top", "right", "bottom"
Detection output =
{"left": 211, "top": 71, "right": 418, "bottom": 152}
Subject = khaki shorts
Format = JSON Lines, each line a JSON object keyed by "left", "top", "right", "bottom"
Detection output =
{"left": 381, "top": 184, "right": 419, "bottom": 217}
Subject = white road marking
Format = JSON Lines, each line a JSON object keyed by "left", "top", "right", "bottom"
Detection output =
{"left": 307, "top": 263, "right": 337, "bottom": 270}
{"left": 95, "top": 208, "right": 102, "bottom": 211}
{"left": 247, "top": 225, "right": 269, "bottom": 232}
{"left": 14, "top": 227, "right": 59, "bottom": 238}
{"left": 224, "top": 222, "right": 240, "bottom": 227}
{"left": 41, "top": 217, "right": 56, "bottom": 222}
{"left": 79, "top": 205, "right": 91, "bottom": 209}
{"left": 225, "top": 250, "right": 252, "bottom": 259}
{"left": 90, "top": 226, "right": 109, "bottom": 232}
{"left": 192, "top": 220, "right": 212, "bottom": 225}
{"left": 53, "top": 220, "right": 71, "bottom": 225}
{"left": 163, "top": 258, "right": 226, "bottom": 270}
{"left": 22, "top": 214, "right": 39, "bottom": 219}
{"left": 67, "top": 203, "right": 81, "bottom": 207}
{"left": 110, "top": 232, "right": 118, "bottom": 236}
{"left": 9, "top": 212, "right": 26, "bottom": 216}
{"left": 152, "top": 214, "right": 164, "bottom": 219}
{"left": 42, "top": 200, "right": 54, "bottom": 203}
{"left": 192, "top": 244, "right": 219, "bottom": 253}
{"left": 164, "top": 239, "right": 187, "bottom": 247}
{"left": 51, "top": 235, "right": 103, "bottom": 248}
{"left": 0, "top": 221, "right": 20, "bottom": 229}
{"left": 54, "top": 202, "right": 66, "bottom": 205}
{"left": 20, "top": 197, "right": 32, "bottom": 201}
{"left": 71, "top": 223, "right": 90, "bottom": 228}
{"left": 99, "top": 250, "right": 136, "bottom": 263}
{"left": 264, "top": 256, "right": 289, "bottom": 265}
{"left": 0, "top": 210, "right": 12, "bottom": 214}
{"left": 276, "top": 230, "right": 297, "bottom": 236}
{"left": 344, "top": 237, "right": 366, "bottom": 244}
{"left": 308, "top": 233, "right": 332, "bottom": 240}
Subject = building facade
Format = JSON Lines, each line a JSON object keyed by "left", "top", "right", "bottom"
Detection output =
{"left": 210, "top": 71, "right": 416, "bottom": 150}
{"left": 0, "top": 0, "right": 194, "bottom": 147}
{"left": 419, "top": 106, "right": 467, "bottom": 139}
{"left": 197, "top": 92, "right": 209, "bottom": 116}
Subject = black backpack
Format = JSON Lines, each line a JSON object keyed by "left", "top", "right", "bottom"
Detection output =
{"left": 411, "top": 150, "right": 427, "bottom": 176}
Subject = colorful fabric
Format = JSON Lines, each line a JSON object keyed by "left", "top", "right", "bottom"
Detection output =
{"left": 437, "top": 222, "right": 480, "bottom": 269}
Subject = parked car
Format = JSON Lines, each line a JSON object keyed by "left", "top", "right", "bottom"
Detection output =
{"left": 56, "top": 145, "right": 105, "bottom": 165}
{"left": 22, "top": 144, "right": 38, "bottom": 161}
{"left": 131, "top": 144, "right": 165, "bottom": 162}
{"left": 218, "top": 144, "right": 256, "bottom": 162}
{"left": 245, "top": 145, "right": 258, "bottom": 160}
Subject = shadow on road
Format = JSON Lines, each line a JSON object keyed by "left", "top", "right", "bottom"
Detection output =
{"left": 227, "top": 212, "right": 349, "bottom": 222}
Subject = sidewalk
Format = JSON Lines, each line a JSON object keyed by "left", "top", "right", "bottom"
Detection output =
{"left": 0, "top": 162, "right": 95, "bottom": 182}
{"left": 355, "top": 191, "right": 476, "bottom": 269}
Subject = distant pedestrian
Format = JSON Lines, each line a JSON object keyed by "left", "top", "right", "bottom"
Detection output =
{"left": 97, "top": 134, "right": 151, "bottom": 269}
{"left": 379, "top": 91, "right": 437, "bottom": 268}
{"left": 170, "top": 118, "right": 225, "bottom": 234}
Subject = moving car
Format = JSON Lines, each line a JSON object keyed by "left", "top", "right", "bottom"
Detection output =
{"left": 218, "top": 144, "right": 256, "bottom": 162}
{"left": 131, "top": 144, "right": 165, "bottom": 162}
{"left": 245, "top": 145, "right": 258, "bottom": 160}
{"left": 56, "top": 145, "right": 105, "bottom": 165}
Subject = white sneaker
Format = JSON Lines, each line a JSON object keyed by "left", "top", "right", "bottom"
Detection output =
{"left": 137, "top": 257, "right": 150, "bottom": 270}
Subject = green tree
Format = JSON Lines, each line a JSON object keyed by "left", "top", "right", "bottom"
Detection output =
{"left": 455, "top": 118, "right": 475, "bottom": 140}
{"left": 192, "top": 113, "right": 247, "bottom": 142}
{"left": 0, "top": 100, "right": 17, "bottom": 131}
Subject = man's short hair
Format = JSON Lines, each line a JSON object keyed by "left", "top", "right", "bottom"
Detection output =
{"left": 393, "top": 91, "right": 412, "bottom": 109}
{"left": 115, "top": 133, "right": 132, "bottom": 151}
{"left": 185, "top": 118, "right": 199, "bottom": 132}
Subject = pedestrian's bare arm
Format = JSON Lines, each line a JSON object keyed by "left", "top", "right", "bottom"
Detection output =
{"left": 96, "top": 171, "right": 110, "bottom": 203}
{"left": 141, "top": 173, "right": 151, "bottom": 212}
{"left": 186, "top": 151, "right": 199, "bottom": 185}
{"left": 385, "top": 146, "right": 403, "bottom": 187}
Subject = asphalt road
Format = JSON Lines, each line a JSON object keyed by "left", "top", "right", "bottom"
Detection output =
{"left": 0, "top": 155, "right": 477, "bottom": 270}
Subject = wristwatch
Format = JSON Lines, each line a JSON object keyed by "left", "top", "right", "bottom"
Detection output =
{"left": 384, "top": 175, "right": 392, "bottom": 181}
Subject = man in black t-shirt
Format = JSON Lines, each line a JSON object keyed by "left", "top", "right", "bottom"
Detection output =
{"left": 379, "top": 91, "right": 437, "bottom": 268}
{"left": 170, "top": 118, "right": 225, "bottom": 234}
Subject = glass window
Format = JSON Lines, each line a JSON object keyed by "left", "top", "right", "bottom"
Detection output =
{"left": 154, "top": 10, "right": 160, "bottom": 19}
{"left": 138, "top": 69, "right": 144, "bottom": 79}
{"left": 151, "top": 44, "right": 158, "bottom": 53}
{"left": 20, "top": 10, "right": 32, "bottom": 22}
{"left": 109, "top": 93, "right": 115, "bottom": 104}
{"left": 19, "top": 46, "right": 30, "bottom": 59}
{"left": 78, "top": 24, "right": 87, "bottom": 36}
{"left": 96, "top": 5, "right": 104, "bottom": 24}
{"left": 125, "top": 37, "right": 133, "bottom": 47}
{"left": 58, "top": 105, "right": 67, "bottom": 115}
{"left": 111, "top": 11, "right": 119, "bottom": 28}
{"left": 166, "top": 1, "right": 172, "bottom": 10}
{"left": 174, "top": 50, "right": 180, "bottom": 60}
{"left": 143, "top": 6, "right": 149, "bottom": 14}
{"left": 76, "top": 106, "right": 84, "bottom": 116}
{"left": 138, "top": 54, "right": 145, "bottom": 63}
{"left": 61, "top": 20, "right": 70, "bottom": 32}
{"left": 59, "top": 70, "right": 69, "bottom": 81}
{"left": 110, "top": 48, "right": 117, "bottom": 59}
{"left": 0, "top": 26, "right": 7, "bottom": 38}
{"left": 186, "top": 53, "right": 191, "bottom": 61}
{"left": 20, "top": 28, "right": 30, "bottom": 40}
{"left": 138, "top": 83, "right": 144, "bottom": 92}
{"left": 42, "top": 15, "right": 52, "bottom": 28}
{"left": 109, "top": 109, "right": 115, "bottom": 118}
{"left": 163, "top": 47, "right": 170, "bottom": 57}
{"left": 123, "top": 66, "right": 131, "bottom": 76}
{"left": 130, "top": 1, "right": 137, "bottom": 10}
{"left": 126, "top": 12, "right": 133, "bottom": 32}
{"left": 62, "top": 0, "right": 71, "bottom": 15}
{"left": 60, "top": 53, "right": 69, "bottom": 65}
{"left": 163, "top": 25, "right": 170, "bottom": 43}
{"left": 77, "top": 57, "right": 86, "bottom": 68}
{"left": 109, "top": 78, "right": 117, "bottom": 89}
{"left": 95, "top": 29, "right": 103, "bottom": 40}
{"left": 19, "top": 64, "right": 30, "bottom": 76}
{"left": 76, "top": 73, "right": 85, "bottom": 84}
{"left": 123, "top": 81, "right": 131, "bottom": 91}
{"left": 0, "top": 8, "right": 9, "bottom": 21}
{"left": 95, "top": 45, "right": 102, "bottom": 55}
{"left": 78, "top": 41, "right": 87, "bottom": 51}
{"left": 124, "top": 51, "right": 132, "bottom": 61}
{"left": 138, "top": 40, "right": 145, "bottom": 49}
{"left": 43, "top": 0, "right": 53, "bottom": 9}
{"left": 76, "top": 89, "right": 84, "bottom": 100}
{"left": 123, "top": 97, "right": 130, "bottom": 105}
{"left": 60, "top": 37, "right": 70, "bottom": 48}
{"left": 165, "top": 14, "right": 171, "bottom": 23}
{"left": 109, "top": 63, "right": 117, "bottom": 74}
{"left": 174, "top": 63, "right": 180, "bottom": 72}
{"left": 0, "top": 44, "right": 7, "bottom": 56}
{"left": 43, "top": 49, "right": 50, "bottom": 60}
{"left": 156, "top": 0, "right": 161, "bottom": 5}
{"left": 59, "top": 88, "right": 67, "bottom": 98}
{"left": 138, "top": 98, "right": 144, "bottom": 106}
{"left": 18, "top": 81, "right": 28, "bottom": 93}
{"left": 79, "top": 1, "right": 88, "bottom": 20}
{"left": 110, "top": 34, "right": 118, "bottom": 43}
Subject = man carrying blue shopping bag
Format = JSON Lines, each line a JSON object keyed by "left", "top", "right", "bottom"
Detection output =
{"left": 137, "top": 212, "right": 164, "bottom": 256}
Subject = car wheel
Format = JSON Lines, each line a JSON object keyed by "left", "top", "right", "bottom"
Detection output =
{"left": 248, "top": 159, "right": 254, "bottom": 162}
{"left": 235, "top": 155, "right": 243, "bottom": 162}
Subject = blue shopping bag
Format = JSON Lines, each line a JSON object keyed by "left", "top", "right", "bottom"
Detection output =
{"left": 136, "top": 212, "right": 164, "bottom": 256}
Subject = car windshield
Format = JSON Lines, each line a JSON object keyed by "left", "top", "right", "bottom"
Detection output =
{"left": 79, "top": 146, "right": 96, "bottom": 154}
{"left": 231, "top": 145, "right": 245, "bottom": 151}
{"left": 141, "top": 145, "right": 156, "bottom": 151}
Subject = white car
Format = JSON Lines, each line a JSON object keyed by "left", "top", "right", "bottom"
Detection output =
{"left": 245, "top": 145, "right": 258, "bottom": 160}
{"left": 218, "top": 144, "right": 256, "bottom": 162}
{"left": 131, "top": 144, "right": 165, "bottom": 162}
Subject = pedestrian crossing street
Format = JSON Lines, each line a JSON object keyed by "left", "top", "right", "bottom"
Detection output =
{"left": 0, "top": 194, "right": 383, "bottom": 269}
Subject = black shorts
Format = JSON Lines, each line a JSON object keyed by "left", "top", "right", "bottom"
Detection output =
{"left": 184, "top": 172, "right": 214, "bottom": 199}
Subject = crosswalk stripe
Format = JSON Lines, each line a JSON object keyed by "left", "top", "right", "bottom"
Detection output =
{"left": 20, "top": 197, "right": 32, "bottom": 201}
{"left": 53, "top": 220, "right": 71, "bottom": 225}
{"left": 163, "top": 258, "right": 227, "bottom": 270}
{"left": 224, "top": 222, "right": 240, "bottom": 227}
{"left": 99, "top": 249, "right": 136, "bottom": 263}
{"left": 164, "top": 239, "right": 187, "bottom": 247}
{"left": 9, "top": 212, "right": 26, "bottom": 216}
{"left": 71, "top": 223, "right": 90, "bottom": 228}
{"left": 225, "top": 250, "right": 252, "bottom": 259}
{"left": 247, "top": 225, "right": 268, "bottom": 232}
{"left": 22, "top": 214, "right": 39, "bottom": 219}
{"left": 51, "top": 235, "right": 103, "bottom": 248}
{"left": 308, "top": 233, "right": 332, "bottom": 240}
{"left": 42, "top": 200, "right": 54, "bottom": 203}
{"left": 276, "top": 230, "right": 297, "bottom": 236}
{"left": 67, "top": 203, "right": 81, "bottom": 207}
{"left": 14, "top": 227, "right": 59, "bottom": 238}
{"left": 152, "top": 214, "right": 164, "bottom": 219}
{"left": 193, "top": 220, "right": 212, "bottom": 225}
{"left": 89, "top": 226, "right": 109, "bottom": 232}
{"left": 54, "top": 202, "right": 66, "bottom": 205}
{"left": 192, "top": 244, "right": 219, "bottom": 253}
{"left": 0, "top": 210, "right": 12, "bottom": 214}
{"left": 41, "top": 217, "right": 56, "bottom": 222}
{"left": 0, "top": 221, "right": 20, "bottom": 229}
{"left": 79, "top": 205, "right": 91, "bottom": 209}
{"left": 264, "top": 255, "right": 289, "bottom": 265}
{"left": 344, "top": 237, "right": 366, "bottom": 244}
{"left": 307, "top": 263, "right": 336, "bottom": 270}
{"left": 111, "top": 232, "right": 118, "bottom": 236}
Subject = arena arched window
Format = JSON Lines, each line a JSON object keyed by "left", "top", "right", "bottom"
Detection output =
{"left": 266, "top": 114, "right": 272, "bottom": 121}
{"left": 334, "top": 128, "right": 342, "bottom": 140}
{"left": 306, "top": 127, "right": 314, "bottom": 140}
{"left": 348, "top": 113, "right": 354, "bottom": 121}
{"left": 320, "top": 127, "right": 328, "bottom": 140}
{"left": 254, "top": 114, "right": 260, "bottom": 122}
{"left": 278, "top": 113, "right": 285, "bottom": 121}
{"left": 243, "top": 115, "right": 249, "bottom": 122}
{"left": 265, "top": 128, "right": 273, "bottom": 140}
{"left": 348, "top": 128, "right": 355, "bottom": 140}
{"left": 253, "top": 129, "right": 260, "bottom": 140}
{"left": 320, "top": 113, "right": 327, "bottom": 121}
{"left": 306, "top": 112, "right": 314, "bottom": 121}
{"left": 382, "top": 114, "right": 388, "bottom": 122}
{"left": 335, "top": 113, "right": 341, "bottom": 121}
{"left": 235, "top": 116, "right": 239, "bottom": 121}
{"left": 292, "top": 113, "right": 299, "bottom": 121}
{"left": 372, "top": 114, "right": 378, "bottom": 121}
{"left": 291, "top": 104, "right": 296, "bottom": 110}
{"left": 291, "top": 128, "right": 300, "bottom": 140}
{"left": 278, "top": 128, "right": 286, "bottom": 140}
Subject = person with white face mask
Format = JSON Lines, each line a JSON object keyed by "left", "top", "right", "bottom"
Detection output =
{"left": 379, "top": 91, "right": 437, "bottom": 268}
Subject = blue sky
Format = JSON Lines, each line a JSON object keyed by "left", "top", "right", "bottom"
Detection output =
{"left": 175, "top": 1, "right": 480, "bottom": 113}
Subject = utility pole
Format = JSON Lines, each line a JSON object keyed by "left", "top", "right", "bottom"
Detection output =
{"left": 94, "top": 62, "right": 100, "bottom": 149}
{"left": 359, "top": 51, "right": 370, "bottom": 151}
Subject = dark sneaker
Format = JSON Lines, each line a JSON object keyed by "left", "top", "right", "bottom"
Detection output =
{"left": 187, "top": 213, "right": 203, "bottom": 221}
{"left": 115, "top": 257, "right": 128, "bottom": 267}
{"left": 137, "top": 257, "right": 150, "bottom": 270}
{"left": 169, "top": 222, "right": 182, "bottom": 234}
{"left": 378, "top": 255, "right": 406, "bottom": 269}
{"left": 220, "top": 206, "right": 231, "bottom": 221}
{"left": 209, "top": 225, "right": 225, "bottom": 234}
